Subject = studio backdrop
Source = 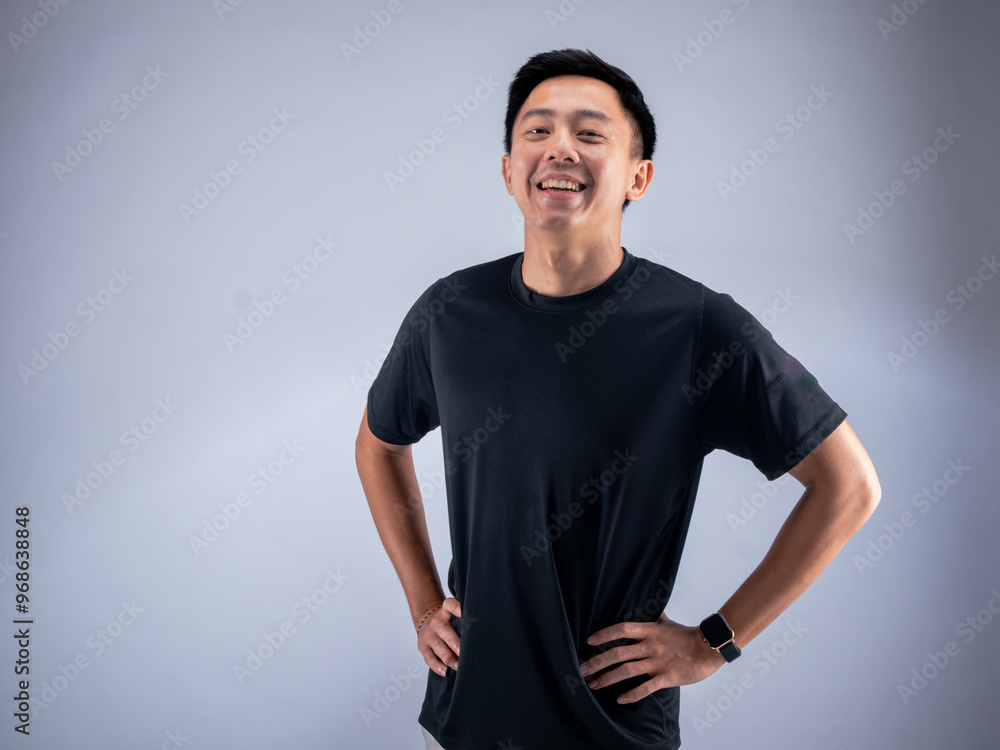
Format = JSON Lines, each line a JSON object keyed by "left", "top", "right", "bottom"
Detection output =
{"left": 1, "top": 0, "right": 998, "bottom": 748}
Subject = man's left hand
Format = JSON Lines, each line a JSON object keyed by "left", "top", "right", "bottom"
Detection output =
{"left": 579, "top": 612, "right": 726, "bottom": 704}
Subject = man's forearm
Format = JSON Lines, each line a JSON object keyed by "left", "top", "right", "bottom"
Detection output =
{"left": 356, "top": 434, "right": 446, "bottom": 631}
{"left": 717, "top": 472, "right": 880, "bottom": 651}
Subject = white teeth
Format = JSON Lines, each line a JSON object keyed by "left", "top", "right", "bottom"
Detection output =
{"left": 539, "top": 179, "right": 583, "bottom": 192}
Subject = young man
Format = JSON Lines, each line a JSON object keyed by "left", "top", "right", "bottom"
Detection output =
{"left": 356, "top": 48, "right": 880, "bottom": 750}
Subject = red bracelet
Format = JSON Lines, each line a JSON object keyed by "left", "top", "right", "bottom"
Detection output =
{"left": 416, "top": 604, "right": 442, "bottom": 638}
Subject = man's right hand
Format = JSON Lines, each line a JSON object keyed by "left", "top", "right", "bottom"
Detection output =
{"left": 417, "top": 597, "right": 462, "bottom": 676}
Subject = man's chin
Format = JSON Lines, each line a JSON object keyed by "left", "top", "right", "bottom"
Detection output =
{"left": 527, "top": 214, "right": 581, "bottom": 232}
{"left": 527, "top": 204, "right": 588, "bottom": 227}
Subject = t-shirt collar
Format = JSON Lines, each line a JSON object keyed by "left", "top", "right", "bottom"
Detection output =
{"left": 508, "top": 246, "right": 638, "bottom": 312}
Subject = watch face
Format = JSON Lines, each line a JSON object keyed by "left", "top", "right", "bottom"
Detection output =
{"left": 701, "top": 614, "right": 733, "bottom": 647}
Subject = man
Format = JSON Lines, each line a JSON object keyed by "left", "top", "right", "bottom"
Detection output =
{"left": 355, "top": 48, "right": 880, "bottom": 750}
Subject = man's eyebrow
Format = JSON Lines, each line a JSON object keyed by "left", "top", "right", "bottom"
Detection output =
{"left": 519, "top": 107, "right": 612, "bottom": 124}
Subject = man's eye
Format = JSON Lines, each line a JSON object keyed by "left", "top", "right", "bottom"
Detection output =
{"left": 527, "top": 128, "right": 601, "bottom": 137}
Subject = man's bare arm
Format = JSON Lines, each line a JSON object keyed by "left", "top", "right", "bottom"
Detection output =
{"left": 579, "top": 418, "right": 881, "bottom": 701}
{"left": 355, "top": 406, "right": 447, "bottom": 631}
{"left": 355, "top": 407, "right": 462, "bottom": 675}
{"left": 717, "top": 418, "right": 881, "bottom": 651}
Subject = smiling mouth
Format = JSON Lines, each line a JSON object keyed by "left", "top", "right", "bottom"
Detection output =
{"left": 537, "top": 179, "right": 586, "bottom": 192}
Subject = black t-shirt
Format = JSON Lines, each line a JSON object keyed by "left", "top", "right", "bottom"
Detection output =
{"left": 366, "top": 247, "right": 846, "bottom": 750}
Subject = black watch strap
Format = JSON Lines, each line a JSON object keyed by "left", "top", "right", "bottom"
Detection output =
{"left": 719, "top": 640, "right": 742, "bottom": 662}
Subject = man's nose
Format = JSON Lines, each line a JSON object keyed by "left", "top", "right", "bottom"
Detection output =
{"left": 545, "top": 128, "right": 578, "bottom": 161}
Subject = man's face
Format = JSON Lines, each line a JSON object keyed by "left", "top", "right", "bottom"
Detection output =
{"left": 501, "top": 75, "right": 652, "bottom": 234}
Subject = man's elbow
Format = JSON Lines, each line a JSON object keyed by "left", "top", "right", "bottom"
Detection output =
{"left": 849, "top": 461, "right": 882, "bottom": 530}
{"left": 806, "top": 420, "right": 881, "bottom": 528}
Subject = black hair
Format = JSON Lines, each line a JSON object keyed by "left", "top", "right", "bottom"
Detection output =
{"left": 504, "top": 48, "right": 656, "bottom": 212}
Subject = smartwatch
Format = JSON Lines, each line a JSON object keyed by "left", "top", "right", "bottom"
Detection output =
{"left": 699, "top": 613, "right": 741, "bottom": 662}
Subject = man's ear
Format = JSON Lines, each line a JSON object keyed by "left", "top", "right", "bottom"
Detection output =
{"left": 501, "top": 153, "right": 513, "bottom": 195}
{"left": 625, "top": 159, "right": 654, "bottom": 202}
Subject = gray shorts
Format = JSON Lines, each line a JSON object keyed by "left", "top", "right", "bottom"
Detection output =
{"left": 421, "top": 725, "right": 446, "bottom": 749}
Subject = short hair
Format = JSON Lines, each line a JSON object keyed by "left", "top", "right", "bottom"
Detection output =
{"left": 503, "top": 48, "right": 657, "bottom": 212}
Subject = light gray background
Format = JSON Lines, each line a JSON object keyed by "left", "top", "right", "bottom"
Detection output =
{"left": 1, "top": 0, "right": 998, "bottom": 748}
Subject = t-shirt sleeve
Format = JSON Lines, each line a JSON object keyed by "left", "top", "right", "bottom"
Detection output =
{"left": 690, "top": 285, "right": 847, "bottom": 481}
{"left": 365, "top": 279, "right": 442, "bottom": 445}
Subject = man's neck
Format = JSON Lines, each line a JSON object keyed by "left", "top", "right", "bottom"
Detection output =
{"left": 520, "top": 231, "right": 624, "bottom": 298}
